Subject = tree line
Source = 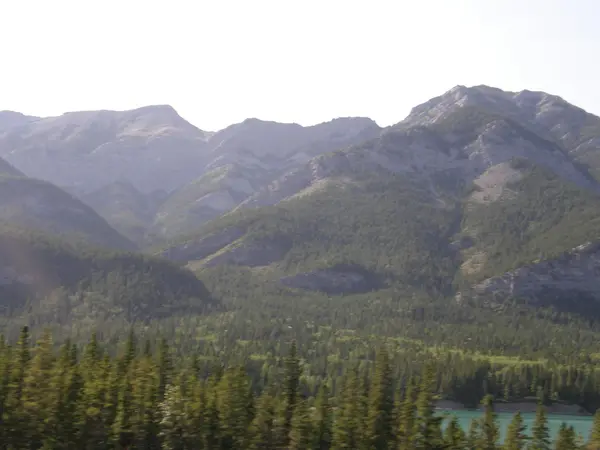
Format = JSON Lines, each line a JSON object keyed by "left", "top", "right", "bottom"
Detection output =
{"left": 1, "top": 327, "right": 600, "bottom": 449}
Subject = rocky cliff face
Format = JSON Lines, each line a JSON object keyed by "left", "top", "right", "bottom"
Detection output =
{"left": 466, "top": 242, "right": 600, "bottom": 305}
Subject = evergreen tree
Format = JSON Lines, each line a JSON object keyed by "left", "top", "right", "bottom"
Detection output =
{"left": 555, "top": 423, "right": 577, "bottom": 450}
{"left": 216, "top": 366, "right": 252, "bottom": 450}
{"left": 248, "top": 391, "right": 276, "bottom": 450}
{"left": 414, "top": 364, "right": 443, "bottom": 449}
{"left": 530, "top": 404, "right": 551, "bottom": 450}
{"left": 313, "top": 384, "right": 332, "bottom": 450}
{"left": 366, "top": 348, "right": 394, "bottom": 450}
{"left": 282, "top": 341, "right": 301, "bottom": 447}
{"left": 589, "top": 409, "right": 600, "bottom": 449}
{"left": 289, "top": 399, "right": 312, "bottom": 450}
{"left": 396, "top": 380, "right": 417, "bottom": 450}
{"left": 158, "top": 384, "right": 186, "bottom": 450}
{"left": 505, "top": 411, "right": 528, "bottom": 450}
{"left": 466, "top": 419, "right": 481, "bottom": 450}
{"left": 5, "top": 326, "right": 31, "bottom": 448}
{"left": 331, "top": 369, "right": 362, "bottom": 450}
{"left": 113, "top": 373, "right": 135, "bottom": 449}
{"left": 479, "top": 394, "right": 498, "bottom": 450}
{"left": 444, "top": 416, "right": 466, "bottom": 450}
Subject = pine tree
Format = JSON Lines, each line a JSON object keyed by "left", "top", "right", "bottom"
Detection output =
{"left": 555, "top": 423, "right": 577, "bottom": 450}
{"left": 479, "top": 394, "right": 498, "bottom": 450}
{"left": 248, "top": 391, "right": 276, "bottom": 450}
{"left": 589, "top": 409, "right": 600, "bottom": 450}
{"left": 331, "top": 369, "right": 362, "bottom": 450}
{"left": 466, "top": 419, "right": 481, "bottom": 450}
{"left": 22, "top": 331, "right": 55, "bottom": 448}
{"left": 396, "top": 380, "right": 417, "bottom": 450}
{"left": 504, "top": 411, "right": 528, "bottom": 450}
{"left": 414, "top": 364, "right": 443, "bottom": 450}
{"left": 158, "top": 384, "right": 186, "bottom": 450}
{"left": 366, "top": 348, "right": 394, "bottom": 450}
{"left": 289, "top": 399, "right": 312, "bottom": 450}
{"left": 313, "top": 384, "right": 332, "bottom": 450}
{"left": 203, "top": 382, "right": 221, "bottom": 450}
{"left": 282, "top": 341, "right": 301, "bottom": 447}
{"left": 4, "top": 325, "right": 31, "bottom": 448}
{"left": 530, "top": 404, "right": 551, "bottom": 450}
{"left": 216, "top": 366, "right": 252, "bottom": 450}
{"left": 113, "top": 373, "right": 135, "bottom": 449}
{"left": 443, "top": 416, "right": 466, "bottom": 450}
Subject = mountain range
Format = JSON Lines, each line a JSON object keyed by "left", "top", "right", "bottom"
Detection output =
{"left": 2, "top": 84, "right": 600, "bottom": 334}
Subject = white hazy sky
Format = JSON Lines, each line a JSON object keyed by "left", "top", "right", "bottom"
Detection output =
{"left": 1, "top": 0, "right": 599, "bottom": 131}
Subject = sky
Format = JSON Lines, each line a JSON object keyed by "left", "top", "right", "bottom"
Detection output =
{"left": 1, "top": 0, "right": 599, "bottom": 131}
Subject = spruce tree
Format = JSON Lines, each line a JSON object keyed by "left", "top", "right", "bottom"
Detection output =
{"left": 480, "top": 394, "right": 498, "bottom": 450}
{"left": 216, "top": 366, "right": 252, "bottom": 450}
{"left": 282, "top": 341, "right": 301, "bottom": 447}
{"left": 396, "top": 380, "right": 417, "bottom": 450}
{"left": 443, "top": 416, "right": 466, "bottom": 450}
{"left": 158, "top": 384, "right": 186, "bottom": 450}
{"left": 466, "top": 419, "right": 481, "bottom": 450}
{"left": 248, "top": 392, "right": 276, "bottom": 450}
{"left": 589, "top": 409, "right": 600, "bottom": 449}
{"left": 331, "top": 369, "right": 362, "bottom": 450}
{"left": 530, "top": 404, "right": 551, "bottom": 450}
{"left": 289, "top": 399, "right": 312, "bottom": 450}
{"left": 414, "top": 364, "right": 443, "bottom": 449}
{"left": 366, "top": 348, "right": 394, "bottom": 450}
{"left": 313, "top": 384, "right": 332, "bottom": 450}
{"left": 504, "top": 411, "right": 528, "bottom": 450}
{"left": 555, "top": 423, "right": 577, "bottom": 450}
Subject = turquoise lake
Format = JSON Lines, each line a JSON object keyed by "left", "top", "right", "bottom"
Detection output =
{"left": 444, "top": 410, "right": 593, "bottom": 442}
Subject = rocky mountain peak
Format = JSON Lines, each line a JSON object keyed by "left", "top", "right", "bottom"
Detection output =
{"left": 0, "top": 110, "right": 39, "bottom": 132}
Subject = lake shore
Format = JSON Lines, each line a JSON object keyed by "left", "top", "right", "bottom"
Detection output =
{"left": 435, "top": 400, "right": 591, "bottom": 415}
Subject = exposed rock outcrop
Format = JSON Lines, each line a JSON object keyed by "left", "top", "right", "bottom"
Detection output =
{"left": 464, "top": 242, "right": 600, "bottom": 313}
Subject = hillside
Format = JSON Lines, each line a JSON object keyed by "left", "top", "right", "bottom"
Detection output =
{"left": 80, "top": 181, "right": 166, "bottom": 244}
{"left": 0, "top": 167, "right": 134, "bottom": 249}
{"left": 0, "top": 226, "right": 214, "bottom": 337}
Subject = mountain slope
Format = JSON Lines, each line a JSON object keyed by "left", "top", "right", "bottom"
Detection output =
{"left": 0, "top": 226, "right": 214, "bottom": 334}
{"left": 80, "top": 181, "right": 166, "bottom": 244}
{"left": 0, "top": 163, "right": 134, "bottom": 249}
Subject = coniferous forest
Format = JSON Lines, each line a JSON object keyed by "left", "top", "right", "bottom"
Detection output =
{"left": 1, "top": 327, "right": 600, "bottom": 449}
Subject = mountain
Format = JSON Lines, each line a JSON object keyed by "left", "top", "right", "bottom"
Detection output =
{"left": 0, "top": 156, "right": 133, "bottom": 249}
{"left": 148, "top": 117, "right": 381, "bottom": 239}
{"left": 0, "top": 110, "right": 38, "bottom": 132}
{"left": 36, "top": 114, "right": 379, "bottom": 242}
{"left": 0, "top": 105, "right": 212, "bottom": 193}
{"left": 0, "top": 226, "right": 214, "bottom": 335}
{"left": 80, "top": 181, "right": 166, "bottom": 244}
{"left": 160, "top": 85, "right": 600, "bottom": 322}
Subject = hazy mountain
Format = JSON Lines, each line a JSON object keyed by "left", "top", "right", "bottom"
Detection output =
{"left": 80, "top": 181, "right": 166, "bottom": 244}
{"left": 159, "top": 85, "right": 600, "bottom": 320}
{"left": 149, "top": 117, "right": 381, "bottom": 238}
{"left": 0, "top": 105, "right": 212, "bottom": 193}
{"left": 0, "top": 111, "right": 39, "bottom": 132}
{"left": 0, "top": 157, "right": 133, "bottom": 249}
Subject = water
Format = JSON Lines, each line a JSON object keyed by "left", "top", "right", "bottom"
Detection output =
{"left": 443, "top": 410, "right": 593, "bottom": 442}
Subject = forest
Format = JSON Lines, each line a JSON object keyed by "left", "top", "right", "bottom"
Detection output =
{"left": 0, "top": 327, "right": 599, "bottom": 449}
